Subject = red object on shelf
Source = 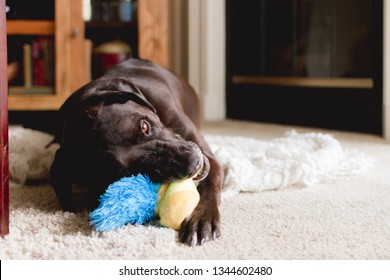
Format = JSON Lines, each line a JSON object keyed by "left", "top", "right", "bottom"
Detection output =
{"left": 92, "top": 39, "right": 132, "bottom": 78}
{"left": 1, "top": 0, "right": 10, "bottom": 237}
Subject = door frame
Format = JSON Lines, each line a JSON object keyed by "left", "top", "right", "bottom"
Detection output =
{"left": 383, "top": 1, "right": 390, "bottom": 139}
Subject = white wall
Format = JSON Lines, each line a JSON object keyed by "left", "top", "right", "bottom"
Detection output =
{"left": 188, "top": 0, "right": 226, "bottom": 121}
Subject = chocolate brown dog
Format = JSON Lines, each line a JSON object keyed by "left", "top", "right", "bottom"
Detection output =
{"left": 50, "top": 58, "right": 223, "bottom": 246}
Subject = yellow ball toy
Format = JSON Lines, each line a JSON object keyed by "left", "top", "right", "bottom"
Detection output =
{"left": 156, "top": 178, "right": 200, "bottom": 230}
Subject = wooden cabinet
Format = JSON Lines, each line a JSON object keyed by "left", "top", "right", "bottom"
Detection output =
{"left": 7, "top": 0, "right": 169, "bottom": 111}
{"left": 138, "top": 0, "right": 170, "bottom": 68}
{"left": 7, "top": 0, "right": 87, "bottom": 110}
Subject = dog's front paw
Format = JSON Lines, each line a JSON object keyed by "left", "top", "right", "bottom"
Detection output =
{"left": 179, "top": 205, "right": 221, "bottom": 246}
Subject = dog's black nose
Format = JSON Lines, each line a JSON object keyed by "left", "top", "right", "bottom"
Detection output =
{"left": 191, "top": 154, "right": 210, "bottom": 181}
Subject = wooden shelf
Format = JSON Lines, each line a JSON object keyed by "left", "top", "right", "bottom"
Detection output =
{"left": 9, "top": 86, "right": 55, "bottom": 95}
{"left": 6, "top": 20, "right": 55, "bottom": 35}
{"left": 85, "top": 21, "right": 136, "bottom": 29}
{"left": 8, "top": 94, "right": 66, "bottom": 110}
{"left": 232, "top": 76, "right": 374, "bottom": 89}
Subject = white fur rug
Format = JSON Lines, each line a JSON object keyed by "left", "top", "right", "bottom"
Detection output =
{"left": 205, "top": 132, "right": 373, "bottom": 198}
{"left": 3, "top": 121, "right": 388, "bottom": 260}
{"left": 8, "top": 126, "right": 58, "bottom": 185}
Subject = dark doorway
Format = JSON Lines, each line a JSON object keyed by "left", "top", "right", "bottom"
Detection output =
{"left": 226, "top": 0, "right": 383, "bottom": 135}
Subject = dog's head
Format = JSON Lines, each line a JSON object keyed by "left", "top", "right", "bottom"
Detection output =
{"left": 55, "top": 78, "right": 208, "bottom": 190}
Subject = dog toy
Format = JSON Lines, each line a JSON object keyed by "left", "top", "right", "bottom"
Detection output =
{"left": 89, "top": 174, "right": 199, "bottom": 231}
{"left": 156, "top": 178, "right": 200, "bottom": 230}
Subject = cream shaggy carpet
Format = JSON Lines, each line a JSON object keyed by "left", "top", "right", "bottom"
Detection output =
{"left": 1, "top": 120, "right": 390, "bottom": 259}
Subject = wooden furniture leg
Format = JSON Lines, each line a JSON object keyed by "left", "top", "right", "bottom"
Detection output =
{"left": 0, "top": 0, "right": 10, "bottom": 237}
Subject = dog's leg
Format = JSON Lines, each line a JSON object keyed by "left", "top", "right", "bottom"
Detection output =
{"left": 50, "top": 149, "right": 76, "bottom": 212}
{"left": 178, "top": 135, "right": 223, "bottom": 246}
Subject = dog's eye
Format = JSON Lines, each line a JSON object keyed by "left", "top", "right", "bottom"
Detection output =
{"left": 140, "top": 120, "right": 151, "bottom": 135}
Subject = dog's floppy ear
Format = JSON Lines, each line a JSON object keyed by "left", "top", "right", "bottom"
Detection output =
{"left": 117, "top": 79, "right": 156, "bottom": 113}
{"left": 80, "top": 78, "right": 157, "bottom": 114}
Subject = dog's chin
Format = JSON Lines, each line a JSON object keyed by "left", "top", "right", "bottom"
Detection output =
{"left": 192, "top": 154, "right": 210, "bottom": 182}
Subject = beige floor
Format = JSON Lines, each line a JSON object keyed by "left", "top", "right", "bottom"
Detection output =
{"left": 1, "top": 119, "right": 390, "bottom": 259}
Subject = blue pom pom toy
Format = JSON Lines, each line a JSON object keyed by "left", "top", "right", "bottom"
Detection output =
{"left": 89, "top": 174, "right": 161, "bottom": 231}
